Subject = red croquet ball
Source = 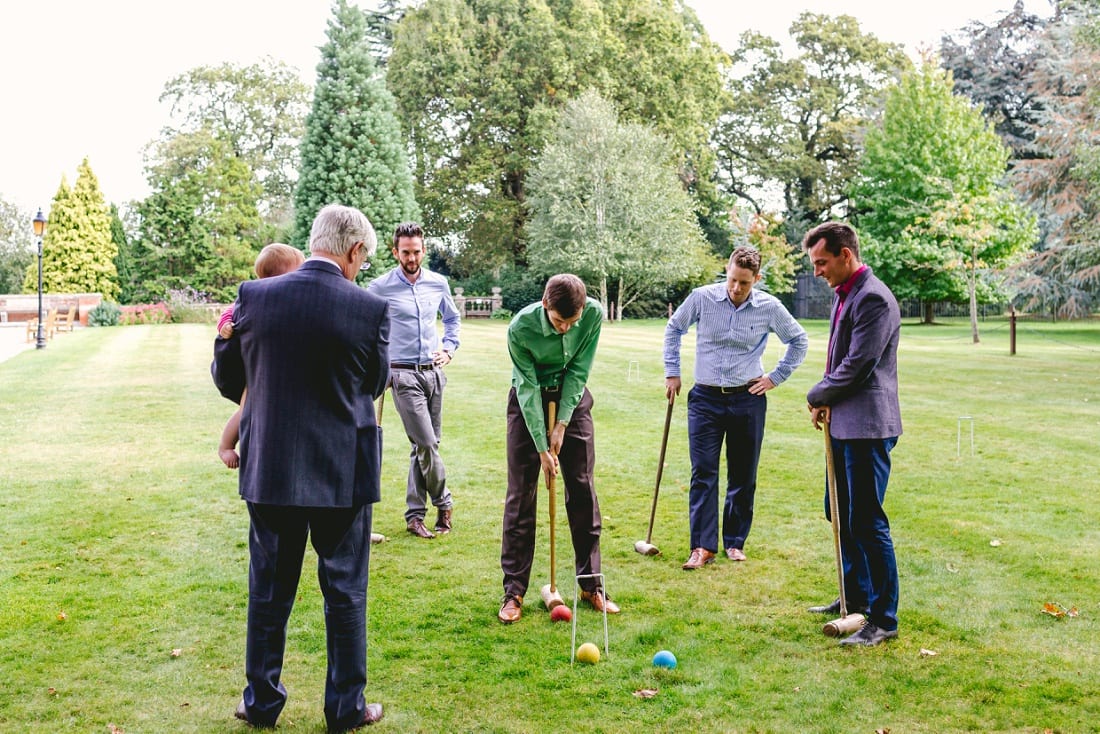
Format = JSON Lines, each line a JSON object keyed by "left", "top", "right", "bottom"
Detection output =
{"left": 550, "top": 605, "right": 572, "bottom": 622}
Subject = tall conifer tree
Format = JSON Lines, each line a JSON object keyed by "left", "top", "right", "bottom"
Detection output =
{"left": 24, "top": 159, "right": 119, "bottom": 300}
{"left": 293, "top": 0, "right": 418, "bottom": 257}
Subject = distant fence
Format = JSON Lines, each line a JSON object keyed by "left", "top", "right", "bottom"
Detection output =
{"left": 791, "top": 273, "right": 1015, "bottom": 321}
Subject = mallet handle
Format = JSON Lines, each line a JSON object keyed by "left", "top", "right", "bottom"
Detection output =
{"left": 547, "top": 402, "right": 558, "bottom": 593}
{"left": 824, "top": 422, "right": 849, "bottom": 618}
{"left": 645, "top": 395, "right": 675, "bottom": 544}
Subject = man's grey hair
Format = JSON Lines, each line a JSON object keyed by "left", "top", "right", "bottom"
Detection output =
{"left": 309, "top": 204, "right": 377, "bottom": 258}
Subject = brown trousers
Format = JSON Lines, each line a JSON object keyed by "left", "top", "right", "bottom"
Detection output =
{"left": 501, "top": 386, "right": 602, "bottom": 599}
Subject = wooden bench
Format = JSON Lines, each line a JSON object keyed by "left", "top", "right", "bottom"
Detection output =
{"left": 25, "top": 309, "right": 58, "bottom": 342}
{"left": 54, "top": 305, "right": 77, "bottom": 333}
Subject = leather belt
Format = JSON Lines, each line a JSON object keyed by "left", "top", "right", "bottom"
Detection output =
{"left": 696, "top": 381, "right": 758, "bottom": 395}
{"left": 390, "top": 362, "right": 437, "bottom": 372}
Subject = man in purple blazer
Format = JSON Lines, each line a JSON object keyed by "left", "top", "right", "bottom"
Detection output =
{"left": 803, "top": 221, "right": 902, "bottom": 647}
{"left": 213, "top": 204, "right": 390, "bottom": 728}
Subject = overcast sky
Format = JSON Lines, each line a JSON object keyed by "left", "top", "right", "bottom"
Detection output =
{"left": 0, "top": 0, "right": 1052, "bottom": 218}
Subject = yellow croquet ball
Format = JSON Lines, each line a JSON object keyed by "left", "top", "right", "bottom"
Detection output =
{"left": 576, "top": 642, "right": 601, "bottom": 664}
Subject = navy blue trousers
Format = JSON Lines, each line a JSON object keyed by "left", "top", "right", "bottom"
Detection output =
{"left": 826, "top": 437, "right": 899, "bottom": 631}
{"left": 686, "top": 385, "right": 766, "bottom": 553}
{"left": 242, "top": 502, "right": 373, "bottom": 730}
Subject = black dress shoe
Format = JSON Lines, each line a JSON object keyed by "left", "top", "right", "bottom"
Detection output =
{"left": 347, "top": 702, "right": 384, "bottom": 729}
{"left": 839, "top": 622, "right": 898, "bottom": 647}
{"left": 808, "top": 598, "right": 841, "bottom": 615}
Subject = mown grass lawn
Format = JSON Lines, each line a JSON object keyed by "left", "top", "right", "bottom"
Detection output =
{"left": 1, "top": 317, "right": 1097, "bottom": 733}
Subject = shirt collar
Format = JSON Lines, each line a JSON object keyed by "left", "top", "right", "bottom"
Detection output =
{"left": 836, "top": 265, "right": 868, "bottom": 301}
{"left": 708, "top": 282, "right": 758, "bottom": 309}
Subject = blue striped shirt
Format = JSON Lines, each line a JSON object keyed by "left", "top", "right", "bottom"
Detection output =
{"left": 367, "top": 267, "right": 460, "bottom": 363}
{"left": 664, "top": 283, "right": 808, "bottom": 387}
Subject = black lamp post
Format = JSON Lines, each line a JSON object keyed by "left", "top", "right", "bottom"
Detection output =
{"left": 33, "top": 209, "right": 48, "bottom": 349}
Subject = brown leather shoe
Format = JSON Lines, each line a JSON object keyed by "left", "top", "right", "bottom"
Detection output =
{"left": 580, "top": 589, "right": 621, "bottom": 614}
{"left": 726, "top": 547, "right": 747, "bottom": 562}
{"left": 498, "top": 595, "right": 523, "bottom": 623}
{"left": 406, "top": 518, "right": 435, "bottom": 539}
{"left": 434, "top": 508, "right": 453, "bottom": 534}
{"left": 348, "top": 702, "right": 384, "bottom": 729}
{"left": 682, "top": 547, "right": 716, "bottom": 570}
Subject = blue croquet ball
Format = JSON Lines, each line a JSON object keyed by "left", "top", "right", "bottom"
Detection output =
{"left": 652, "top": 650, "right": 677, "bottom": 669}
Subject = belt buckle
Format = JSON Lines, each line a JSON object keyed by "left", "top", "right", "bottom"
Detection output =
{"left": 720, "top": 385, "right": 737, "bottom": 394}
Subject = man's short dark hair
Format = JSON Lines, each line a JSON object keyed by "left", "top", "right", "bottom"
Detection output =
{"left": 543, "top": 274, "right": 587, "bottom": 318}
{"left": 392, "top": 222, "right": 424, "bottom": 248}
{"left": 802, "top": 221, "right": 860, "bottom": 260}
{"left": 729, "top": 246, "right": 762, "bottom": 275}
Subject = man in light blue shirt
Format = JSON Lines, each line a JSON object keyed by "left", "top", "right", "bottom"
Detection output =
{"left": 367, "top": 222, "right": 461, "bottom": 539}
{"left": 664, "top": 246, "right": 808, "bottom": 570}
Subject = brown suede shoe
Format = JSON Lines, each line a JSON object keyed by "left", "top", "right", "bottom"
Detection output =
{"left": 434, "top": 508, "right": 453, "bottom": 534}
{"left": 498, "top": 595, "right": 523, "bottom": 623}
{"left": 580, "top": 589, "right": 621, "bottom": 614}
{"left": 682, "top": 547, "right": 716, "bottom": 570}
{"left": 726, "top": 547, "right": 747, "bottom": 562}
{"left": 406, "top": 518, "right": 435, "bottom": 539}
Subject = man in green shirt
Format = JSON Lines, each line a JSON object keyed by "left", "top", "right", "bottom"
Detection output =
{"left": 498, "top": 274, "right": 621, "bottom": 624}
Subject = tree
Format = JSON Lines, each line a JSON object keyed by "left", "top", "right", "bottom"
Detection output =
{"left": 940, "top": 0, "right": 1048, "bottom": 162}
{"left": 0, "top": 196, "right": 35, "bottom": 294}
{"left": 364, "top": 0, "right": 412, "bottom": 66}
{"left": 134, "top": 136, "right": 263, "bottom": 302}
{"left": 728, "top": 210, "right": 800, "bottom": 295}
{"left": 24, "top": 159, "right": 119, "bottom": 300}
{"left": 387, "top": 0, "right": 726, "bottom": 274}
{"left": 110, "top": 204, "right": 139, "bottom": 304}
{"left": 158, "top": 60, "right": 311, "bottom": 230}
{"left": 526, "top": 91, "right": 717, "bottom": 318}
{"left": 712, "top": 13, "right": 910, "bottom": 238}
{"left": 851, "top": 62, "right": 1037, "bottom": 328}
{"left": 293, "top": 0, "right": 418, "bottom": 260}
{"left": 1011, "top": 1, "right": 1100, "bottom": 317}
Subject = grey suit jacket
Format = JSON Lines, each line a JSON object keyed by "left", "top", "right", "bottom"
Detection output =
{"left": 212, "top": 259, "right": 390, "bottom": 507}
{"left": 807, "top": 268, "right": 902, "bottom": 440}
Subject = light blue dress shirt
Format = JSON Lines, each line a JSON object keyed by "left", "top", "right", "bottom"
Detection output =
{"left": 367, "top": 266, "right": 460, "bottom": 363}
{"left": 664, "top": 283, "right": 808, "bottom": 387}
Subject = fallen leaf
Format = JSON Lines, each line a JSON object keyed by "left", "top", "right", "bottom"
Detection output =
{"left": 989, "top": 539, "right": 1002, "bottom": 547}
{"left": 945, "top": 563, "right": 958, "bottom": 574}
{"left": 920, "top": 648, "right": 938, "bottom": 657}
{"left": 107, "top": 725, "right": 124, "bottom": 734}
{"left": 875, "top": 729, "right": 891, "bottom": 734}
{"left": 47, "top": 688, "right": 57, "bottom": 696}
{"left": 632, "top": 688, "right": 659, "bottom": 699}
{"left": 170, "top": 648, "right": 182, "bottom": 658}
{"left": 1041, "top": 602, "right": 1079, "bottom": 619}
{"left": 57, "top": 611, "right": 68, "bottom": 621}
{"left": 793, "top": 686, "right": 801, "bottom": 692}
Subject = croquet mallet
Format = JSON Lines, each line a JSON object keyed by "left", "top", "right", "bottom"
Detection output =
{"left": 822, "top": 419, "right": 866, "bottom": 637}
{"left": 634, "top": 394, "right": 675, "bottom": 556}
{"left": 540, "top": 401, "right": 566, "bottom": 611}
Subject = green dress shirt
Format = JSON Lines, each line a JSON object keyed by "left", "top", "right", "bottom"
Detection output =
{"left": 507, "top": 297, "right": 603, "bottom": 453}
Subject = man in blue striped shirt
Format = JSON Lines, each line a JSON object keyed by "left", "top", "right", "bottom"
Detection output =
{"left": 367, "top": 222, "right": 461, "bottom": 539}
{"left": 664, "top": 247, "right": 808, "bottom": 570}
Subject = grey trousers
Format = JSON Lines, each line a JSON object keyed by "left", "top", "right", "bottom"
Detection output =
{"left": 389, "top": 366, "right": 453, "bottom": 522}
